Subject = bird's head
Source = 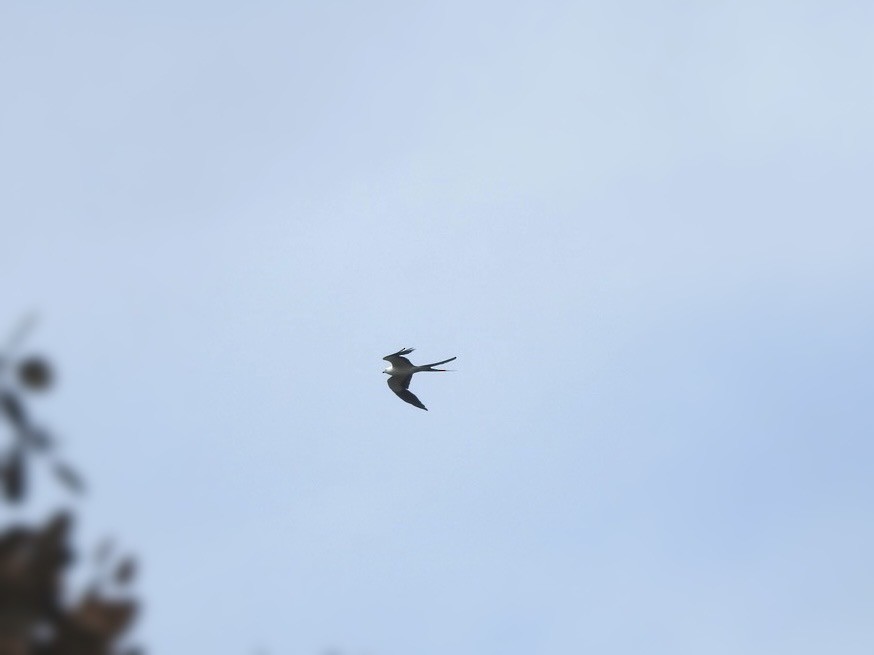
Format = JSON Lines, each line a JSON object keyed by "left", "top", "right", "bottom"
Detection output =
{"left": 382, "top": 366, "right": 392, "bottom": 375}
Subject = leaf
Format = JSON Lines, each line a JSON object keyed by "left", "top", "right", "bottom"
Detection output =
{"left": 0, "top": 391, "right": 27, "bottom": 430}
{"left": 53, "top": 460, "right": 86, "bottom": 494}
{"left": 17, "top": 355, "right": 53, "bottom": 391}
{"left": 73, "top": 595, "right": 137, "bottom": 639}
{"left": 1, "top": 448, "right": 26, "bottom": 502}
{"left": 23, "top": 427, "right": 55, "bottom": 451}
{"left": 114, "top": 556, "right": 137, "bottom": 585}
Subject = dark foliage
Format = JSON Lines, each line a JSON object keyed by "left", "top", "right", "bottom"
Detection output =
{"left": 1, "top": 319, "right": 141, "bottom": 654}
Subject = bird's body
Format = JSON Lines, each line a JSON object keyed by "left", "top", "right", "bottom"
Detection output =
{"left": 382, "top": 347, "right": 456, "bottom": 410}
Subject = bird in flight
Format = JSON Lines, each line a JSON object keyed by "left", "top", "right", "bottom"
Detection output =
{"left": 382, "top": 347, "right": 456, "bottom": 410}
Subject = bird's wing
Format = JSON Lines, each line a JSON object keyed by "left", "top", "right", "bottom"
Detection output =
{"left": 383, "top": 347, "right": 414, "bottom": 363}
{"left": 387, "top": 375, "right": 427, "bottom": 410}
{"left": 384, "top": 355, "right": 413, "bottom": 368}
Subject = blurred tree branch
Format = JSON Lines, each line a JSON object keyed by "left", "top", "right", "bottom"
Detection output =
{"left": 0, "top": 318, "right": 141, "bottom": 654}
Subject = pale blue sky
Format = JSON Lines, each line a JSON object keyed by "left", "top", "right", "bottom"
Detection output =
{"left": 2, "top": 2, "right": 873, "bottom": 653}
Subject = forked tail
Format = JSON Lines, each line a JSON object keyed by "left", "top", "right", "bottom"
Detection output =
{"left": 420, "top": 356, "right": 457, "bottom": 372}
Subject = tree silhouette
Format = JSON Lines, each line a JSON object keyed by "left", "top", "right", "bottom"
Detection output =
{"left": 0, "top": 317, "right": 141, "bottom": 654}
